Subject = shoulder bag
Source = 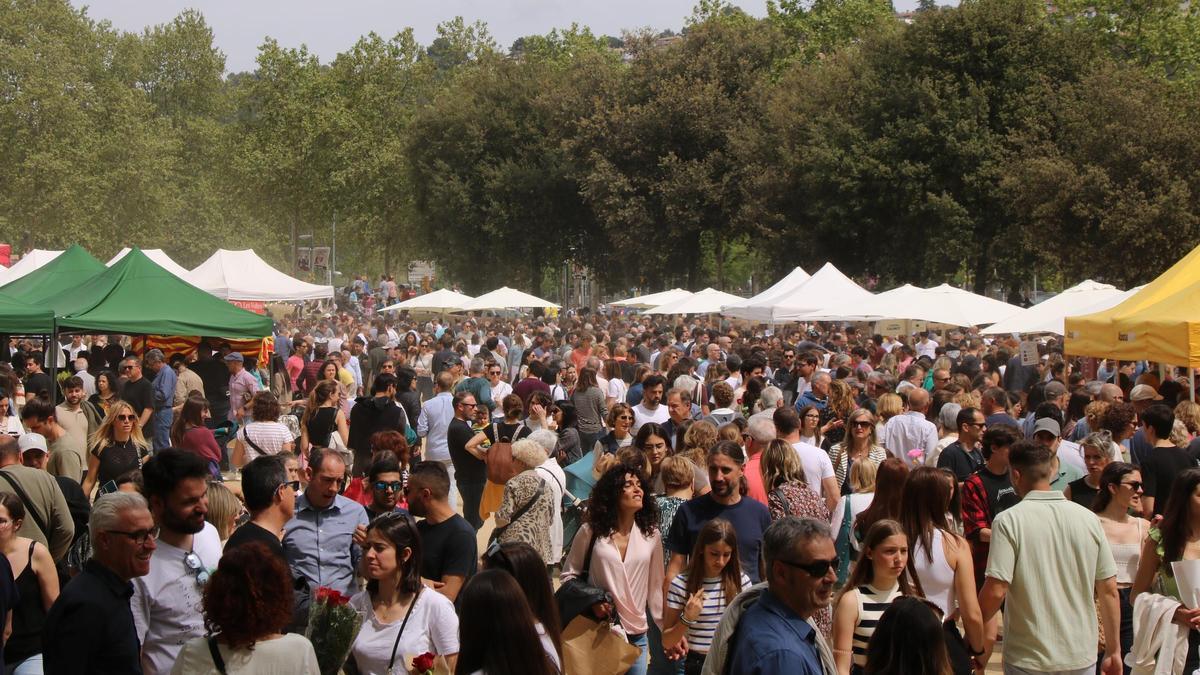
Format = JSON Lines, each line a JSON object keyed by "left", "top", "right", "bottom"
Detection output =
{"left": 485, "top": 421, "right": 524, "bottom": 484}
{"left": 489, "top": 478, "right": 546, "bottom": 544}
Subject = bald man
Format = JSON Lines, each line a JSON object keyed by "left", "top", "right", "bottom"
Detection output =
{"left": 881, "top": 387, "right": 939, "bottom": 467}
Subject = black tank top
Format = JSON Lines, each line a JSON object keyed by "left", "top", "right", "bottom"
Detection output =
{"left": 94, "top": 439, "right": 141, "bottom": 487}
{"left": 5, "top": 541, "right": 45, "bottom": 663}
{"left": 1067, "top": 476, "right": 1099, "bottom": 509}
{"left": 306, "top": 407, "right": 337, "bottom": 447}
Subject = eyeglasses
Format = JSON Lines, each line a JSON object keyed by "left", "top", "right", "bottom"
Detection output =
{"left": 116, "top": 414, "right": 137, "bottom": 422}
{"left": 777, "top": 556, "right": 840, "bottom": 578}
{"left": 803, "top": 413, "right": 820, "bottom": 420}
{"left": 964, "top": 421, "right": 987, "bottom": 428}
{"left": 277, "top": 480, "right": 300, "bottom": 493}
{"left": 374, "top": 480, "right": 403, "bottom": 492}
{"left": 184, "top": 551, "right": 210, "bottom": 586}
{"left": 107, "top": 526, "right": 159, "bottom": 547}
{"left": 1120, "top": 481, "right": 1144, "bottom": 491}
{"left": 120, "top": 366, "right": 132, "bottom": 372}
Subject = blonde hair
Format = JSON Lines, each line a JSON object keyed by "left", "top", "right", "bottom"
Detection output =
{"left": 659, "top": 455, "right": 694, "bottom": 490}
{"left": 876, "top": 393, "right": 904, "bottom": 422}
{"left": 828, "top": 379, "right": 856, "bottom": 418}
{"left": 849, "top": 458, "right": 878, "bottom": 493}
{"left": 760, "top": 439, "right": 806, "bottom": 491}
{"left": 682, "top": 421, "right": 718, "bottom": 468}
{"left": 1175, "top": 401, "right": 1200, "bottom": 435}
{"left": 89, "top": 400, "right": 150, "bottom": 454}
{"left": 205, "top": 482, "right": 241, "bottom": 541}
{"left": 1170, "top": 419, "right": 1191, "bottom": 449}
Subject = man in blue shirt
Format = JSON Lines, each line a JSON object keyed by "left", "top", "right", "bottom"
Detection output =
{"left": 144, "top": 349, "right": 176, "bottom": 452}
{"left": 726, "top": 517, "right": 838, "bottom": 675}
{"left": 283, "top": 448, "right": 369, "bottom": 595}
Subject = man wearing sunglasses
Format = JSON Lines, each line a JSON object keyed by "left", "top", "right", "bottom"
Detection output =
{"left": 713, "top": 517, "right": 838, "bottom": 675}
{"left": 363, "top": 454, "right": 409, "bottom": 522}
{"left": 132, "top": 449, "right": 221, "bottom": 675}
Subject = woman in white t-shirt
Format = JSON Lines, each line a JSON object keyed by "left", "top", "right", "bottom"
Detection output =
{"left": 231, "top": 392, "right": 295, "bottom": 467}
{"left": 171, "top": 541, "right": 319, "bottom": 674}
{"left": 604, "top": 360, "right": 627, "bottom": 410}
{"left": 349, "top": 512, "right": 459, "bottom": 675}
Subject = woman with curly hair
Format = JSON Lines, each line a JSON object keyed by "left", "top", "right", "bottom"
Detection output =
{"left": 171, "top": 541, "right": 319, "bottom": 673}
{"left": 561, "top": 465, "right": 663, "bottom": 675}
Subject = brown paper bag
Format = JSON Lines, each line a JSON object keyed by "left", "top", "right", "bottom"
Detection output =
{"left": 561, "top": 616, "right": 641, "bottom": 675}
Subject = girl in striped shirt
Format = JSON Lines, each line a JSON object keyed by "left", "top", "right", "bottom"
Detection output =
{"left": 662, "top": 518, "right": 752, "bottom": 675}
{"left": 832, "top": 519, "right": 918, "bottom": 675}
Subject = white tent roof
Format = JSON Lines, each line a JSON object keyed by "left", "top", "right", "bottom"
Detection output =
{"left": 794, "top": 284, "right": 921, "bottom": 321}
{"left": 981, "top": 280, "right": 1128, "bottom": 335}
{"left": 814, "top": 283, "right": 1021, "bottom": 326}
{"left": 0, "top": 249, "right": 62, "bottom": 286}
{"left": 610, "top": 288, "right": 693, "bottom": 309}
{"left": 722, "top": 267, "right": 812, "bottom": 321}
{"left": 186, "top": 249, "right": 334, "bottom": 302}
{"left": 645, "top": 287, "right": 744, "bottom": 315}
{"left": 459, "top": 287, "right": 560, "bottom": 311}
{"left": 766, "top": 264, "right": 875, "bottom": 320}
{"left": 107, "top": 248, "right": 191, "bottom": 279}
{"left": 380, "top": 288, "right": 475, "bottom": 313}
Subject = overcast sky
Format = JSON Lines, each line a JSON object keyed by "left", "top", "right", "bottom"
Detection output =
{"left": 69, "top": 0, "right": 923, "bottom": 74}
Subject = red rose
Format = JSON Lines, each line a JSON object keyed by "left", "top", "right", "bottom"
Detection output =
{"left": 314, "top": 587, "right": 332, "bottom": 603}
{"left": 331, "top": 590, "right": 350, "bottom": 606}
{"left": 412, "top": 652, "right": 435, "bottom": 672}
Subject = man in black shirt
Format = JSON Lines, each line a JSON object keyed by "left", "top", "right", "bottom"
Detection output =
{"left": 43, "top": 491, "right": 152, "bottom": 675}
{"left": 224, "top": 455, "right": 295, "bottom": 560}
{"left": 937, "top": 407, "right": 987, "bottom": 482}
{"left": 1139, "top": 404, "right": 1198, "bottom": 517}
{"left": 22, "top": 353, "right": 52, "bottom": 401}
{"left": 447, "top": 390, "right": 487, "bottom": 529}
{"left": 407, "top": 461, "right": 476, "bottom": 602}
{"left": 117, "top": 357, "right": 154, "bottom": 429}
{"left": 961, "top": 426, "right": 1021, "bottom": 588}
{"left": 188, "top": 343, "right": 230, "bottom": 424}
{"left": 347, "top": 374, "right": 406, "bottom": 477}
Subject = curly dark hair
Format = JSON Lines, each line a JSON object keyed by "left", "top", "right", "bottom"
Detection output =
{"left": 202, "top": 542, "right": 293, "bottom": 649}
{"left": 250, "top": 391, "right": 282, "bottom": 422}
{"left": 586, "top": 465, "right": 659, "bottom": 538}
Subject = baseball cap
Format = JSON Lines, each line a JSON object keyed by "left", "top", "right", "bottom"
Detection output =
{"left": 1044, "top": 381, "right": 1068, "bottom": 398}
{"left": 1130, "top": 384, "right": 1163, "bottom": 402}
{"left": 17, "top": 433, "right": 48, "bottom": 454}
{"left": 1033, "top": 418, "right": 1061, "bottom": 438}
{"left": 223, "top": 352, "right": 244, "bottom": 363}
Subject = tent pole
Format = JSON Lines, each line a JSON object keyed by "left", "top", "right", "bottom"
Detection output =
{"left": 48, "top": 319, "right": 58, "bottom": 405}
{"left": 1191, "top": 368, "right": 1195, "bottom": 403}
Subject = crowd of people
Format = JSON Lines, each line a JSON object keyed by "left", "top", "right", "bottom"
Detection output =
{"left": 0, "top": 308, "right": 1198, "bottom": 674}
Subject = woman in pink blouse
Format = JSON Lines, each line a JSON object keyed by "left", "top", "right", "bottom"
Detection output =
{"left": 562, "top": 464, "right": 664, "bottom": 675}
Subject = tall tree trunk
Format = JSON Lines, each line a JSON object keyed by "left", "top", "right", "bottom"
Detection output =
{"left": 972, "top": 246, "right": 990, "bottom": 295}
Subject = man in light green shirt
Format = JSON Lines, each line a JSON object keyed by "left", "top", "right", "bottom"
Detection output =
{"left": 979, "top": 439, "right": 1120, "bottom": 674}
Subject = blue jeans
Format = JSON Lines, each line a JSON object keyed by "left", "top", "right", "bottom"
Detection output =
{"left": 627, "top": 631, "right": 648, "bottom": 675}
{"left": 151, "top": 409, "right": 172, "bottom": 451}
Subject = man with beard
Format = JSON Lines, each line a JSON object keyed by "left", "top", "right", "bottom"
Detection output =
{"left": 665, "top": 441, "right": 772, "bottom": 586}
{"left": 131, "top": 449, "right": 221, "bottom": 675}
{"left": 406, "top": 461, "right": 476, "bottom": 602}
{"left": 709, "top": 517, "right": 839, "bottom": 675}
{"left": 43, "top": 492, "right": 152, "bottom": 675}
{"left": 632, "top": 375, "right": 669, "bottom": 433}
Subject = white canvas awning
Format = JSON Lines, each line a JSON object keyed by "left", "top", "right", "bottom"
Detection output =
{"left": 610, "top": 288, "right": 693, "bottom": 309}
{"left": 459, "top": 287, "right": 560, "bottom": 311}
{"left": 645, "top": 287, "right": 744, "bottom": 315}
{"left": 810, "top": 283, "right": 1021, "bottom": 327}
{"left": 982, "top": 280, "right": 1129, "bottom": 335}
{"left": 722, "top": 267, "right": 811, "bottom": 321}
{"left": 187, "top": 249, "right": 334, "bottom": 302}
{"left": 766, "top": 264, "right": 875, "bottom": 320}
{"left": 380, "top": 288, "right": 475, "bottom": 313}
{"left": 0, "top": 249, "right": 63, "bottom": 286}
{"left": 107, "top": 248, "right": 191, "bottom": 280}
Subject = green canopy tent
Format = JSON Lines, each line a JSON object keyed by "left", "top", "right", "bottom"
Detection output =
{"left": 0, "top": 292, "right": 54, "bottom": 334}
{"left": 50, "top": 248, "right": 273, "bottom": 338}
{"left": 0, "top": 244, "right": 106, "bottom": 308}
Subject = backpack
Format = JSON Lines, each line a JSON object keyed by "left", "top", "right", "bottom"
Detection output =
{"left": 485, "top": 421, "right": 524, "bottom": 484}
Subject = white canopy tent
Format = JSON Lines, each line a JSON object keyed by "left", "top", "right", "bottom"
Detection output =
{"left": 459, "top": 287, "right": 560, "bottom": 311}
{"left": 796, "top": 284, "right": 921, "bottom": 321}
{"left": 981, "top": 280, "right": 1128, "bottom": 336}
{"left": 809, "top": 283, "right": 1021, "bottom": 326}
{"left": 722, "top": 266, "right": 811, "bottom": 321}
{"left": 107, "top": 248, "right": 192, "bottom": 280}
{"left": 0, "top": 249, "right": 63, "bottom": 286}
{"left": 187, "top": 249, "right": 334, "bottom": 302}
{"left": 379, "top": 288, "right": 475, "bottom": 313}
{"left": 610, "top": 288, "right": 693, "bottom": 309}
{"left": 765, "top": 264, "right": 875, "bottom": 320}
{"left": 645, "top": 287, "right": 744, "bottom": 315}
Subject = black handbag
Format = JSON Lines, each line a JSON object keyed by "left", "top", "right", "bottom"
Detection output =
{"left": 555, "top": 531, "right": 612, "bottom": 628}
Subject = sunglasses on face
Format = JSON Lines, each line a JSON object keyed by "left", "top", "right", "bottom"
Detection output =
{"left": 778, "top": 556, "right": 840, "bottom": 578}
{"left": 1121, "top": 481, "right": 1144, "bottom": 491}
{"left": 851, "top": 421, "right": 872, "bottom": 429}
{"left": 374, "top": 481, "right": 403, "bottom": 492}
{"left": 277, "top": 480, "right": 300, "bottom": 493}
{"left": 116, "top": 414, "right": 136, "bottom": 422}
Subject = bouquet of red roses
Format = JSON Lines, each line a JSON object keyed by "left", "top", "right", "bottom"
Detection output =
{"left": 305, "top": 586, "right": 363, "bottom": 675}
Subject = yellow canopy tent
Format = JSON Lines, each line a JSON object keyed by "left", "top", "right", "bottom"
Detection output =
{"left": 1065, "top": 243, "right": 1200, "bottom": 366}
